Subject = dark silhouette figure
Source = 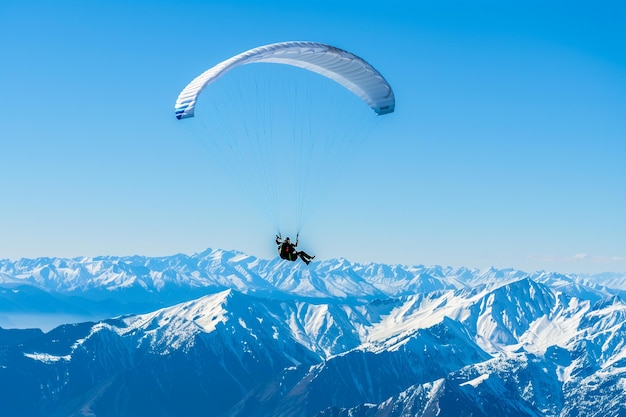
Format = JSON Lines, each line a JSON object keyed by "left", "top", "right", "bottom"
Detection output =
{"left": 276, "top": 234, "right": 315, "bottom": 265}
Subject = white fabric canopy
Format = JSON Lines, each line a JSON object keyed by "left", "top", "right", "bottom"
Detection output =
{"left": 175, "top": 41, "right": 395, "bottom": 119}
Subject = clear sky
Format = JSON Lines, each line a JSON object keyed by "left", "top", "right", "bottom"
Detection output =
{"left": 1, "top": 0, "right": 625, "bottom": 274}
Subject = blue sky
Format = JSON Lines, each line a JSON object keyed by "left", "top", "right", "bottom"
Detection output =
{"left": 1, "top": 0, "right": 625, "bottom": 274}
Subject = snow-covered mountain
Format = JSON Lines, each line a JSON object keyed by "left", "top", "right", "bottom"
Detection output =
{"left": 0, "top": 249, "right": 625, "bottom": 416}
{"left": 1, "top": 248, "right": 624, "bottom": 307}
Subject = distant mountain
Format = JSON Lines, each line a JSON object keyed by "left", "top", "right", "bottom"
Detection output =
{"left": 1, "top": 250, "right": 625, "bottom": 417}
{"left": 1, "top": 248, "right": 624, "bottom": 311}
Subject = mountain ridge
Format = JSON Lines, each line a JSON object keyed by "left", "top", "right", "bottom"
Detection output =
{"left": 1, "top": 249, "right": 625, "bottom": 416}
{"left": 1, "top": 248, "right": 624, "bottom": 309}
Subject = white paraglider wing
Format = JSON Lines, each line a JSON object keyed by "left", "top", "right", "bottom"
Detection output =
{"left": 174, "top": 41, "right": 395, "bottom": 119}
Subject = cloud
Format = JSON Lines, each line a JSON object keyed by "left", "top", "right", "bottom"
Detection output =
{"left": 528, "top": 254, "right": 626, "bottom": 264}
{"left": 579, "top": 255, "right": 626, "bottom": 264}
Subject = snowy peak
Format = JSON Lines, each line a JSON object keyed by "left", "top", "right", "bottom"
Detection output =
{"left": 473, "top": 278, "right": 555, "bottom": 346}
{"left": 360, "top": 277, "right": 560, "bottom": 355}
{"left": 120, "top": 289, "right": 235, "bottom": 351}
{"left": 112, "top": 289, "right": 365, "bottom": 359}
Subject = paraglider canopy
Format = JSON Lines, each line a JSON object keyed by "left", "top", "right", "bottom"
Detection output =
{"left": 175, "top": 41, "right": 395, "bottom": 120}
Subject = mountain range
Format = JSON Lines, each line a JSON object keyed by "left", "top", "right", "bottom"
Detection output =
{"left": 1, "top": 249, "right": 625, "bottom": 416}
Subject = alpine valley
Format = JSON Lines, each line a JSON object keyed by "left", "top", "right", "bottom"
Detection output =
{"left": 1, "top": 249, "right": 625, "bottom": 417}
